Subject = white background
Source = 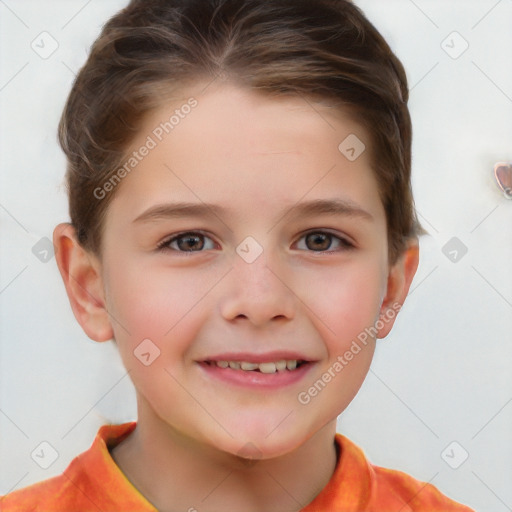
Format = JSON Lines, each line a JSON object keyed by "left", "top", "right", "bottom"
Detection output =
{"left": 1, "top": 1, "right": 511, "bottom": 511}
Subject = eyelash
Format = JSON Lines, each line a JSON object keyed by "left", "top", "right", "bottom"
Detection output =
{"left": 156, "top": 230, "right": 355, "bottom": 254}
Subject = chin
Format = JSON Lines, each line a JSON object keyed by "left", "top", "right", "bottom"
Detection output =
{"left": 215, "top": 420, "right": 313, "bottom": 462}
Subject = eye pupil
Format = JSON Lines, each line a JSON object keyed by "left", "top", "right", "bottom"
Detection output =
{"left": 178, "top": 234, "right": 204, "bottom": 251}
{"left": 306, "top": 232, "right": 331, "bottom": 251}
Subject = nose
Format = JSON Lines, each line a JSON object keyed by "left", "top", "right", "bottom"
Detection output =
{"left": 219, "top": 249, "right": 296, "bottom": 328}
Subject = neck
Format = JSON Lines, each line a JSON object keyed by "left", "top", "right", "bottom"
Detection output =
{"left": 111, "top": 398, "right": 338, "bottom": 512}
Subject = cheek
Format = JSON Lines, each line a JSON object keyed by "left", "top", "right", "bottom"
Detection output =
{"left": 102, "top": 260, "right": 210, "bottom": 405}
{"left": 304, "top": 259, "right": 385, "bottom": 351}
{"left": 103, "top": 258, "right": 217, "bottom": 355}
{"left": 299, "top": 267, "right": 380, "bottom": 416}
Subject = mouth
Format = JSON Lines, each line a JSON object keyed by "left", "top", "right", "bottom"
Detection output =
{"left": 203, "top": 359, "right": 307, "bottom": 373}
{"left": 198, "top": 354, "right": 315, "bottom": 389}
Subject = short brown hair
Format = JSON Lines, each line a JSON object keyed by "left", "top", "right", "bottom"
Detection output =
{"left": 58, "top": 0, "right": 424, "bottom": 265}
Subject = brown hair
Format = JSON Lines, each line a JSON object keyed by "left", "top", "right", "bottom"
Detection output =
{"left": 58, "top": 0, "right": 425, "bottom": 265}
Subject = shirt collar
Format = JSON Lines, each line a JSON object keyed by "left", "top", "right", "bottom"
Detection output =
{"left": 72, "top": 423, "right": 382, "bottom": 511}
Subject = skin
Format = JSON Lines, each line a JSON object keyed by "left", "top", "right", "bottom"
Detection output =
{"left": 54, "top": 81, "right": 419, "bottom": 512}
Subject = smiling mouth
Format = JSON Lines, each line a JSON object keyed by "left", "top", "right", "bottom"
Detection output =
{"left": 203, "top": 360, "right": 308, "bottom": 374}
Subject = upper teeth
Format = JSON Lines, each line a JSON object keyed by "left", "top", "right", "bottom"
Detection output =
{"left": 215, "top": 360, "right": 299, "bottom": 373}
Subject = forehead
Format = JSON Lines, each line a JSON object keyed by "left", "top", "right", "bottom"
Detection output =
{"left": 107, "top": 81, "right": 385, "bottom": 225}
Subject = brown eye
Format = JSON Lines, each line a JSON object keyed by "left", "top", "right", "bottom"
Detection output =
{"left": 159, "top": 232, "right": 215, "bottom": 252}
{"left": 306, "top": 232, "right": 332, "bottom": 251}
{"left": 176, "top": 234, "right": 204, "bottom": 251}
{"left": 297, "top": 231, "right": 354, "bottom": 252}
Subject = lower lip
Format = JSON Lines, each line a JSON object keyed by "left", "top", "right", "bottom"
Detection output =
{"left": 198, "top": 362, "right": 315, "bottom": 389}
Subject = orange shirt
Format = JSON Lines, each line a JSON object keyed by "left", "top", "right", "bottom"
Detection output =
{"left": 1, "top": 422, "right": 474, "bottom": 511}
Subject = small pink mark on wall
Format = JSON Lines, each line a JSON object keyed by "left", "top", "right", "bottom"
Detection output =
{"left": 494, "top": 163, "right": 512, "bottom": 199}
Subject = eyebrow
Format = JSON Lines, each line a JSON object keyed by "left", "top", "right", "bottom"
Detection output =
{"left": 132, "top": 198, "right": 374, "bottom": 224}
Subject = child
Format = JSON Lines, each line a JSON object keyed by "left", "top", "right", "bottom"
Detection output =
{"left": 2, "top": 0, "right": 475, "bottom": 510}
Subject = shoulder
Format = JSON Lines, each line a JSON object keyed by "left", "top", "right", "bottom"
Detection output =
{"left": 371, "top": 464, "right": 474, "bottom": 511}
{"left": 1, "top": 474, "right": 81, "bottom": 511}
{"left": 335, "top": 434, "right": 475, "bottom": 512}
{"left": 1, "top": 422, "right": 153, "bottom": 512}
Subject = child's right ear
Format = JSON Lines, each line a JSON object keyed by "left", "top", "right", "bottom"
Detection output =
{"left": 53, "top": 223, "right": 114, "bottom": 343}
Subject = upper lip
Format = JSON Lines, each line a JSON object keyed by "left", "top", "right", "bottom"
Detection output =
{"left": 199, "top": 351, "right": 314, "bottom": 363}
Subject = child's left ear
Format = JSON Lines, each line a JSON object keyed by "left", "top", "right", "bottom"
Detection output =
{"left": 377, "top": 239, "right": 420, "bottom": 339}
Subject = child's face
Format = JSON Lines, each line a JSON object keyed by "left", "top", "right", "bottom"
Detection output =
{"left": 98, "top": 82, "right": 400, "bottom": 458}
